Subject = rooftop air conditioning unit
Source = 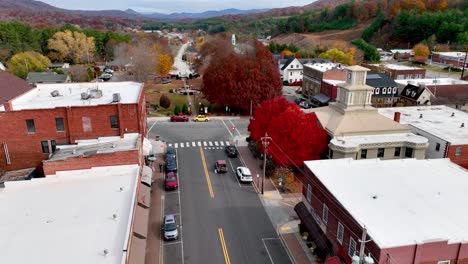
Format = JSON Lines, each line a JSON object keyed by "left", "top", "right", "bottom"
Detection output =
{"left": 112, "top": 93, "right": 121, "bottom": 103}
{"left": 81, "top": 92, "right": 89, "bottom": 100}
{"left": 88, "top": 89, "right": 103, "bottom": 99}
{"left": 50, "top": 90, "right": 60, "bottom": 97}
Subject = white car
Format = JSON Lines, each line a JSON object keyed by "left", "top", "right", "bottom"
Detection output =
{"left": 236, "top": 167, "right": 253, "bottom": 183}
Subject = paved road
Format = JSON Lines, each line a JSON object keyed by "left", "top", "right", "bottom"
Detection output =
{"left": 171, "top": 43, "right": 192, "bottom": 76}
{"left": 151, "top": 120, "right": 292, "bottom": 264}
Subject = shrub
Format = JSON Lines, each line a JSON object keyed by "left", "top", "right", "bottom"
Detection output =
{"left": 351, "top": 38, "right": 380, "bottom": 62}
{"left": 182, "top": 104, "right": 188, "bottom": 114}
{"left": 160, "top": 94, "right": 171, "bottom": 108}
{"left": 207, "top": 104, "right": 213, "bottom": 113}
{"left": 362, "top": 13, "right": 386, "bottom": 41}
{"left": 174, "top": 105, "right": 181, "bottom": 115}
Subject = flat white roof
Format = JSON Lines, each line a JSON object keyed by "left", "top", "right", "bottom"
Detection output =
{"left": 0, "top": 164, "right": 139, "bottom": 264}
{"left": 5, "top": 82, "right": 143, "bottom": 111}
{"left": 331, "top": 132, "right": 428, "bottom": 148}
{"left": 390, "top": 49, "right": 413, "bottom": 54}
{"left": 433, "top": 51, "right": 467, "bottom": 58}
{"left": 384, "top": 64, "right": 424, "bottom": 70}
{"left": 323, "top": 79, "right": 346, "bottom": 86}
{"left": 304, "top": 158, "right": 468, "bottom": 248}
{"left": 394, "top": 78, "right": 468, "bottom": 86}
{"left": 378, "top": 106, "right": 468, "bottom": 145}
{"left": 304, "top": 62, "right": 343, "bottom": 72}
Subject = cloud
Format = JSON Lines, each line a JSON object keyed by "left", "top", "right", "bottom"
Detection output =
{"left": 41, "top": 0, "right": 315, "bottom": 13}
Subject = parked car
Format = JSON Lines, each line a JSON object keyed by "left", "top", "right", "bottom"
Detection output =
{"left": 164, "top": 172, "right": 178, "bottom": 190}
{"left": 104, "top": 68, "right": 114, "bottom": 74}
{"left": 170, "top": 115, "right": 189, "bottom": 122}
{"left": 165, "top": 155, "right": 177, "bottom": 172}
{"left": 298, "top": 101, "right": 312, "bottom": 109}
{"left": 162, "top": 214, "right": 179, "bottom": 240}
{"left": 294, "top": 97, "right": 305, "bottom": 104}
{"left": 99, "top": 73, "right": 112, "bottom": 81}
{"left": 214, "top": 160, "right": 228, "bottom": 173}
{"left": 193, "top": 115, "right": 209, "bottom": 122}
{"left": 161, "top": 78, "right": 171, "bottom": 84}
{"left": 166, "top": 146, "right": 176, "bottom": 157}
{"left": 236, "top": 167, "right": 253, "bottom": 183}
{"left": 225, "top": 145, "right": 238, "bottom": 158}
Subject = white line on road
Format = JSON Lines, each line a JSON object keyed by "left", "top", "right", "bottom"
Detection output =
{"left": 175, "top": 143, "right": 178, "bottom": 148}
{"left": 148, "top": 121, "right": 158, "bottom": 136}
{"left": 160, "top": 195, "right": 165, "bottom": 264}
{"left": 225, "top": 141, "right": 230, "bottom": 146}
{"left": 164, "top": 241, "right": 183, "bottom": 246}
{"left": 222, "top": 120, "right": 234, "bottom": 137}
{"left": 203, "top": 141, "right": 207, "bottom": 147}
{"left": 168, "top": 143, "right": 173, "bottom": 147}
{"left": 228, "top": 159, "right": 242, "bottom": 188}
{"left": 187, "top": 142, "right": 190, "bottom": 148}
{"left": 192, "top": 142, "right": 196, "bottom": 147}
{"left": 180, "top": 143, "right": 184, "bottom": 148}
{"left": 197, "top": 141, "right": 201, "bottom": 147}
{"left": 209, "top": 141, "right": 213, "bottom": 146}
{"left": 214, "top": 141, "right": 219, "bottom": 146}
{"left": 262, "top": 238, "right": 276, "bottom": 264}
{"left": 220, "top": 141, "right": 225, "bottom": 146}
{"left": 176, "top": 149, "right": 185, "bottom": 264}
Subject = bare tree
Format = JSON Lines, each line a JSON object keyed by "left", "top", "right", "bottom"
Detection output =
{"left": 130, "top": 40, "right": 158, "bottom": 82}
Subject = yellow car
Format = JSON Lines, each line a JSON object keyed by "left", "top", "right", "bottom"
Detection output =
{"left": 193, "top": 115, "right": 210, "bottom": 122}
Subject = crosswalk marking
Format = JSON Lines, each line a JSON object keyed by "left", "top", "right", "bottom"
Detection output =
{"left": 209, "top": 141, "right": 213, "bottom": 146}
{"left": 220, "top": 141, "right": 225, "bottom": 146}
{"left": 225, "top": 141, "right": 230, "bottom": 146}
{"left": 180, "top": 143, "right": 184, "bottom": 148}
{"left": 214, "top": 141, "right": 219, "bottom": 146}
{"left": 197, "top": 142, "right": 201, "bottom": 146}
{"left": 192, "top": 142, "right": 196, "bottom": 147}
{"left": 175, "top": 143, "right": 178, "bottom": 148}
{"left": 168, "top": 143, "right": 173, "bottom": 147}
{"left": 203, "top": 142, "right": 207, "bottom": 146}
{"left": 187, "top": 142, "right": 190, "bottom": 148}
{"left": 168, "top": 140, "right": 235, "bottom": 149}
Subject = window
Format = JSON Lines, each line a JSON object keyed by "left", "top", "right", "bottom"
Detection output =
{"left": 41, "top": 140, "right": 56, "bottom": 154}
{"left": 337, "top": 223, "right": 344, "bottom": 244}
{"left": 296, "top": 65, "right": 299, "bottom": 68}
{"left": 405, "top": 147, "right": 413, "bottom": 158}
{"left": 300, "top": 72, "right": 303, "bottom": 75}
{"left": 348, "top": 237, "right": 357, "bottom": 257}
{"left": 110, "top": 115, "right": 119, "bottom": 129}
{"left": 397, "top": 75, "right": 404, "bottom": 80}
{"left": 55, "top": 118, "right": 64, "bottom": 132}
{"left": 455, "top": 147, "right": 462, "bottom": 156}
{"left": 26, "top": 119, "right": 35, "bottom": 133}
{"left": 375, "top": 88, "right": 379, "bottom": 94}
{"left": 393, "top": 87, "right": 397, "bottom": 94}
{"left": 290, "top": 65, "right": 293, "bottom": 68}
{"left": 394, "top": 147, "right": 401, "bottom": 157}
{"left": 290, "top": 72, "right": 293, "bottom": 76}
{"left": 382, "top": 88, "right": 387, "bottom": 94}
{"left": 307, "top": 184, "right": 312, "bottom": 202}
{"left": 322, "top": 204, "right": 328, "bottom": 224}
{"left": 438, "top": 261, "right": 450, "bottom": 264}
{"left": 360, "top": 149, "right": 367, "bottom": 159}
{"left": 377, "top": 148, "right": 385, "bottom": 158}
{"left": 82, "top": 117, "right": 92, "bottom": 132}
{"left": 435, "top": 143, "right": 441, "bottom": 152}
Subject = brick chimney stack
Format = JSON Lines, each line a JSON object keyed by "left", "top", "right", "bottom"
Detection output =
{"left": 394, "top": 112, "right": 401, "bottom": 123}
{"left": 3, "top": 100, "right": 12, "bottom": 112}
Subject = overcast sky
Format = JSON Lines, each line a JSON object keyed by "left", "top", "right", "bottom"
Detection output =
{"left": 40, "top": 0, "right": 315, "bottom": 13}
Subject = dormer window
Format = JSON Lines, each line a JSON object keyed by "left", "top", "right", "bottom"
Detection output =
{"left": 383, "top": 88, "right": 387, "bottom": 94}
{"left": 290, "top": 65, "right": 293, "bottom": 68}
{"left": 375, "top": 88, "right": 379, "bottom": 94}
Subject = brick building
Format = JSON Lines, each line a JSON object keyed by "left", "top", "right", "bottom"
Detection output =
{"left": 298, "top": 158, "right": 468, "bottom": 264}
{"left": 364, "top": 63, "right": 426, "bottom": 80}
{"left": 379, "top": 106, "right": 468, "bottom": 169}
{"left": 432, "top": 51, "right": 468, "bottom": 68}
{"left": 302, "top": 62, "right": 346, "bottom": 99}
{"left": 0, "top": 82, "right": 147, "bottom": 172}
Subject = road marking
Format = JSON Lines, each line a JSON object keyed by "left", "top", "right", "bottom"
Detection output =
{"left": 147, "top": 121, "right": 158, "bottom": 135}
{"left": 168, "top": 143, "right": 173, "bottom": 147}
{"left": 220, "top": 141, "right": 225, "bottom": 146}
{"left": 197, "top": 141, "right": 201, "bottom": 147}
{"left": 218, "top": 228, "right": 231, "bottom": 264}
{"left": 175, "top": 149, "right": 185, "bottom": 264}
{"left": 214, "top": 141, "right": 219, "bottom": 146}
{"left": 180, "top": 142, "right": 184, "bottom": 148}
{"left": 203, "top": 141, "right": 207, "bottom": 147}
{"left": 222, "top": 120, "right": 234, "bottom": 137}
{"left": 262, "top": 238, "right": 276, "bottom": 264}
{"left": 229, "top": 120, "right": 242, "bottom": 136}
{"left": 160, "top": 195, "right": 165, "bottom": 264}
{"left": 209, "top": 141, "right": 213, "bottom": 146}
{"left": 225, "top": 141, "right": 230, "bottom": 146}
{"left": 175, "top": 143, "right": 178, "bottom": 148}
{"left": 192, "top": 142, "right": 196, "bottom": 147}
{"left": 263, "top": 193, "right": 273, "bottom": 197}
{"left": 280, "top": 226, "right": 292, "bottom": 231}
{"left": 199, "top": 147, "right": 214, "bottom": 198}
{"left": 164, "top": 241, "right": 183, "bottom": 246}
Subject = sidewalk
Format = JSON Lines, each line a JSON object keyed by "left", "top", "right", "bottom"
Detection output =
{"left": 237, "top": 145, "right": 317, "bottom": 264}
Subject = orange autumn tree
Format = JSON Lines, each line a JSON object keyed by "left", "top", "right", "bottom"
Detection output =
{"left": 413, "top": 43, "right": 430, "bottom": 63}
{"left": 157, "top": 54, "right": 173, "bottom": 75}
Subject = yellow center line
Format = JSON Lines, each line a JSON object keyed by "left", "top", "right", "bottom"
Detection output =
{"left": 199, "top": 146, "right": 214, "bottom": 198}
{"left": 218, "top": 228, "right": 231, "bottom": 264}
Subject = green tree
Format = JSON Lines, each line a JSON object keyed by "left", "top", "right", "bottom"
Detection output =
{"left": 174, "top": 105, "right": 181, "bottom": 115}
{"left": 7, "top": 51, "right": 51, "bottom": 79}
{"left": 182, "top": 104, "right": 188, "bottom": 115}
{"left": 351, "top": 39, "right": 381, "bottom": 62}
{"left": 318, "top": 48, "right": 354, "bottom": 65}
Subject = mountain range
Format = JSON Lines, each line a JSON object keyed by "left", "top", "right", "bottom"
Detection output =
{"left": 133, "top": 8, "right": 270, "bottom": 20}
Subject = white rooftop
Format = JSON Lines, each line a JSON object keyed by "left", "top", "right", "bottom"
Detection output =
{"left": 323, "top": 79, "right": 346, "bottom": 86}
{"left": 433, "top": 51, "right": 467, "bottom": 58}
{"left": 4, "top": 82, "right": 143, "bottom": 111}
{"left": 304, "top": 62, "right": 343, "bottom": 73}
{"left": 394, "top": 78, "right": 468, "bottom": 86}
{"left": 378, "top": 106, "right": 468, "bottom": 145}
{"left": 304, "top": 158, "right": 468, "bottom": 248}
{"left": 0, "top": 164, "right": 139, "bottom": 264}
{"left": 384, "top": 64, "right": 424, "bottom": 70}
{"left": 331, "top": 132, "right": 428, "bottom": 148}
{"left": 390, "top": 49, "right": 413, "bottom": 54}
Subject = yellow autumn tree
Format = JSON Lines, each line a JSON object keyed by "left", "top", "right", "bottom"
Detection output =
{"left": 413, "top": 43, "right": 430, "bottom": 63}
{"left": 7, "top": 51, "right": 51, "bottom": 79}
{"left": 47, "top": 30, "right": 95, "bottom": 64}
{"left": 318, "top": 48, "right": 354, "bottom": 65}
{"left": 157, "top": 54, "right": 174, "bottom": 75}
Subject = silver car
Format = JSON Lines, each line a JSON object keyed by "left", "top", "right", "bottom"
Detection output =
{"left": 162, "top": 214, "right": 179, "bottom": 240}
{"left": 236, "top": 167, "right": 253, "bottom": 183}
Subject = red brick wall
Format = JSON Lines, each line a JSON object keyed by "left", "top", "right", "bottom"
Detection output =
{"left": 432, "top": 53, "right": 468, "bottom": 68}
{"left": 43, "top": 149, "right": 140, "bottom": 175}
{"left": 0, "top": 100, "right": 146, "bottom": 172}
{"left": 382, "top": 241, "right": 468, "bottom": 264}
{"left": 385, "top": 68, "right": 426, "bottom": 80}
{"left": 323, "top": 69, "right": 347, "bottom": 82}
{"left": 320, "top": 81, "right": 338, "bottom": 100}
{"left": 447, "top": 145, "right": 468, "bottom": 169}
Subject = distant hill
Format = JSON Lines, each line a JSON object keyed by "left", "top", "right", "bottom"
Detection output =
{"left": 142, "top": 8, "right": 270, "bottom": 20}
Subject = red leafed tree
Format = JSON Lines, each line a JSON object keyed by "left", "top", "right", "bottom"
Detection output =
{"left": 248, "top": 97, "right": 291, "bottom": 142}
{"left": 266, "top": 106, "right": 328, "bottom": 167}
{"left": 201, "top": 38, "right": 282, "bottom": 111}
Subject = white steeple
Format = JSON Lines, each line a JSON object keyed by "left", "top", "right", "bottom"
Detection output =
{"left": 231, "top": 34, "right": 236, "bottom": 46}
{"left": 334, "top": 66, "right": 374, "bottom": 112}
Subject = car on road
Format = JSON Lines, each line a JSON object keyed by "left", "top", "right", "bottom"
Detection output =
{"left": 166, "top": 146, "right": 176, "bottom": 157}
{"left": 162, "top": 214, "right": 179, "bottom": 240}
{"left": 170, "top": 115, "right": 189, "bottom": 122}
{"left": 236, "top": 167, "right": 253, "bottom": 183}
{"left": 214, "top": 160, "right": 228, "bottom": 174}
{"left": 225, "top": 145, "right": 238, "bottom": 158}
{"left": 104, "top": 68, "right": 114, "bottom": 74}
{"left": 99, "top": 73, "right": 112, "bottom": 81}
{"left": 193, "top": 115, "right": 209, "bottom": 122}
{"left": 298, "top": 100, "right": 312, "bottom": 109}
{"left": 164, "top": 172, "right": 178, "bottom": 190}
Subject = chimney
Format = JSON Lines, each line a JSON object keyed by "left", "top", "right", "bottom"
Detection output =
{"left": 393, "top": 112, "right": 401, "bottom": 123}
{"left": 3, "top": 100, "right": 12, "bottom": 111}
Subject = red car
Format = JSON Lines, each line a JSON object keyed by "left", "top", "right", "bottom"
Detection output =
{"left": 165, "top": 172, "right": 178, "bottom": 191}
{"left": 170, "top": 115, "right": 189, "bottom": 122}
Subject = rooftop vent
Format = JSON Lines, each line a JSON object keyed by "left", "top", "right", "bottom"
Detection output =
{"left": 419, "top": 114, "right": 423, "bottom": 119}
{"left": 372, "top": 195, "right": 378, "bottom": 200}
{"left": 103, "top": 249, "right": 109, "bottom": 257}
{"left": 112, "top": 93, "right": 121, "bottom": 103}
{"left": 451, "top": 112, "right": 455, "bottom": 117}
{"left": 112, "top": 213, "right": 117, "bottom": 220}
{"left": 88, "top": 89, "right": 103, "bottom": 99}
{"left": 81, "top": 92, "right": 89, "bottom": 100}
{"left": 462, "top": 123, "right": 465, "bottom": 128}
{"left": 50, "top": 90, "right": 60, "bottom": 97}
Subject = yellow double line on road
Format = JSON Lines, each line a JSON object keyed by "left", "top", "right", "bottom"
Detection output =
{"left": 199, "top": 146, "right": 214, "bottom": 198}
{"left": 218, "top": 228, "right": 231, "bottom": 264}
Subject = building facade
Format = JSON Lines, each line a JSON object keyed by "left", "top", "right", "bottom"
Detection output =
{"left": 0, "top": 82, "right": 147, "bottom": 172}
{"left": 432, "top": 52, "right": 468, "bottom": 68}
{"left": 299, "top": 158, "right": 468, "bottom": 264}
{"left": 379, "top": 106, "right": 468, "bottom": 169}
{"left": 307, "top": 66, "right": 427, "bottom": 160}
{"left": 399, "top": 84, "right": 434, "bottom": 106}
{"left": 366, "top": 73, "right": 399, "bottom": 107}
{"left": 302, "top": 63, "right": 346, "bottom": 99}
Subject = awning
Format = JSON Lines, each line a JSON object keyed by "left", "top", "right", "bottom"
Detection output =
{"left": 128, "top": 235, "right": 146, "bottom": 264}
{"left": 133, "top": 205, "right": 149, "bottom": 239}
{"left": 138, "top": 184, "right": 151, "bottom": 208}
{"left": 294, "top": 202, "right": 329, "bottom": 256}
{"left": 142, "top": 138, "right": 153, "bottom": 156}
{"left": 141, "top": 166, "right": 153, "bottom": 187}
{"left": 312, "top": 93, "right": 331, "bottom": 104}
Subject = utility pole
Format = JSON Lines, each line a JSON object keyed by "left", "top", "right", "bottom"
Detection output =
{"left": 261, "top": 133, "right": 271, "bottom": 195}
{"left": 461, "top": 47, "right": 467, "bottom": 79}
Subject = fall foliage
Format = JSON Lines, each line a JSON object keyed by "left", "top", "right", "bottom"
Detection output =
{"left": 413, "top": 43, "right": 430, "bottom": 63}
{"left": 47, "top": 30, "right": 95, "bottom": 64}
{"left": 248, "top": 97, "right": 328, "bottom": 167}
{"left": 7, "top": 51, "right": 51, "bottom": 79}
{"left": 201, "top": 37, "right": 282, "bottom": 111}
{"left": 157, "top": 54, "right": 174, "bottom": 76}
{"left": 318, "top": 48, "right": 354, "bottom": 65}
